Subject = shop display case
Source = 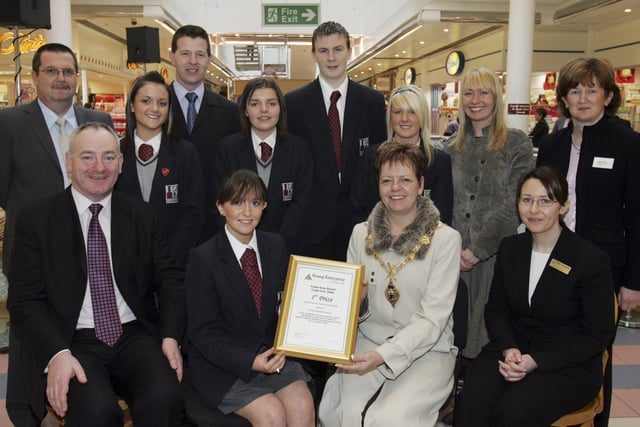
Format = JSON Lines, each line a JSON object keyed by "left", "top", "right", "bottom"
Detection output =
{"left": 94, "top": 93, "right": 126, "bottom": 136}
{"left": 111, "top": 107, "right": 126, "bottom": 136}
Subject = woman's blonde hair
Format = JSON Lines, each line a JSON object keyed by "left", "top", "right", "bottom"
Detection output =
{"left": 452, "top": 67, "right": 508, "bottom": 152}
{"left": 386, "top": 85, "right": 433, "bottom": 165}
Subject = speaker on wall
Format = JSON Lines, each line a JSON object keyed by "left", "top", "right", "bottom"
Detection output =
{"left": 126, "top": 26, "right": 161, "bottom": 64}
{"left": 0, "top": 0, "right": 51, "bottom": 29}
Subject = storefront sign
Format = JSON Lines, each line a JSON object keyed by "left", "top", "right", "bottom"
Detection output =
{"left": 263, "top": 4, "right": 319, "bottom": 25}
{"left": 507, "top": 103, "right": 530, "bottom": 115}
{"left": 0, "top": 32, "right": 46, "bottom": 55}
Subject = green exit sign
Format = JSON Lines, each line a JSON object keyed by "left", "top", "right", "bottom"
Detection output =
{"left": 263, "top": 4, "right": 319, "bottom": 25}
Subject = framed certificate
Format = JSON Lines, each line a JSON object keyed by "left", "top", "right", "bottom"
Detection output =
{"left": 274, "top": 255, "right": 364, "bottom": 365}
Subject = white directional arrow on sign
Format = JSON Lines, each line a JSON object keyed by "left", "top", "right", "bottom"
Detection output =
{"left": 301, "top": 8, "right": 316, "bottom": 22}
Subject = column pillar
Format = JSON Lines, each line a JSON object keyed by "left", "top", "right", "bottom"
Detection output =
{"left": 47, "top": 0, "right": 73, "bottom": 47}
{"left": 504, "top": 0, "right": 535, "bottom": 132}
{"left": 81, "top": 69, "right": 88, "bottom": 105}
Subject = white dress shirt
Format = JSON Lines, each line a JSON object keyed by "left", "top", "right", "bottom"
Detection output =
{"left": 71, "top": 187, "right": 137, "bottom": 329}
{"left": 224, "top": 225, "right": 263, "bottom": 276}
{"left": 39, "top": 99, "right": 77, "bottom": 188}
{"left": 173, "top": 80, "right": 205, "bottom": 124}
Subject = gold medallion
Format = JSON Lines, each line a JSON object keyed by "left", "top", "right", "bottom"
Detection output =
{"left": 366, "top": 221, "right": 442, "bottom": 308}
{"left": 385, "top": 281, "right": 400, "bottom": 307}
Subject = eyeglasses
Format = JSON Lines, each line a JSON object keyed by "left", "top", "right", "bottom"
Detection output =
{"left": 566, "top": 88, "right": 602, "bottom": 99}
{"left": 518, "top": 197, "right": 557, "bottom": 207}
{"left": 39, "top": 67, "right": 77, "bottom": 78}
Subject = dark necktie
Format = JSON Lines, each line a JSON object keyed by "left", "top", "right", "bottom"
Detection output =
{"left": 328, "top": 90, "right": 342, "bottom": 170}
{"left": 87, "top": 204, "right": 122, "bottom": 346}
{"left": 138, "top": 143, "right": 154, "bottom": 162}
{"left": 260, "top": 141, "right": 273, "bottom": 163}
{"left": 240, "top": 248, "right": 262, "bottom": 318}
{"left": 186, "top": 92, "right": 198, "bottom": 133}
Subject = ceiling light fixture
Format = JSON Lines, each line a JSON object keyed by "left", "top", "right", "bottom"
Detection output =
{"left": 223, "top": 40, "right": 255, "bottom": 45}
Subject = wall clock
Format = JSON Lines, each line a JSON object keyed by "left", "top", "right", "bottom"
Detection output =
{"left": 404, "top": 67, "right": 416, "bottom": 85}
{"left": 445, "top": 51, "right": 465, "bottom": 76}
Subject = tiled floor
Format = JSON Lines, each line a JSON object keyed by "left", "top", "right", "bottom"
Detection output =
{"left": 0, "top": 326, "right": 639, "bottom": 426}
{"left": 610, "top": 325, "right": 640, "bottom": 424}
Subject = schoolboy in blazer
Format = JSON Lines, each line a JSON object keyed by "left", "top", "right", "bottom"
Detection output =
{"left": 284, "top": 21, "right": 386, "bottom": 261}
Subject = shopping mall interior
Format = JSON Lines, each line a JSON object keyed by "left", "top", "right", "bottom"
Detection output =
{"left": 1, "top": 0, "right": 640, "bottom": 425}
{"left": 1, "top": 0, "right": 640, "bottom": 132}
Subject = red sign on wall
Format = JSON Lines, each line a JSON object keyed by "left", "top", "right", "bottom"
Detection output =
{"left": 616, "top": 69, "right": 636, "bottom": 84}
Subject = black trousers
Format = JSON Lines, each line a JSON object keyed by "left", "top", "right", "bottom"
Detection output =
{"left": 454, "top": 349, "right": 600, "bottom": 427}
{"left": 6, "top": 330, "right": 41, "bottom": 427}
{"left": 64, "top": 322, "right": 182, "bottom": 427}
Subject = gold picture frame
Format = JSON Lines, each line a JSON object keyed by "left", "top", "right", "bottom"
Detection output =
{"left": 274, "top": 255, "right": 364, "bottom": 365}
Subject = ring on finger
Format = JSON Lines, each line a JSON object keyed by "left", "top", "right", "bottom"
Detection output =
{"left": 276, "top": 368, "right": 281, "bottom": 374}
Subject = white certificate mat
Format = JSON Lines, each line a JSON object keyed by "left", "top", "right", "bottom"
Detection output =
{"left": 274, "top": 255, "right": 364, "bottom": 364}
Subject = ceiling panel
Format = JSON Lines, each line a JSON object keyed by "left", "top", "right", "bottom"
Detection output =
{"left": 2, "top": 0, "right": 637, "bottom": 90}
{"left": 347, "top": 0, "right": 638, "bottom": 81}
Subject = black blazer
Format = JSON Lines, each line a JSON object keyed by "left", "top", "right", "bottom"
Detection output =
{"left": 485, "top": 228, "right": 616, "bottom": 385}
{"left": 284, "top": 79, "right": 387, "bottom": 243}
{"left": 116, "top": 135, "right": 205, "bottom": 266}
{"left": 0, "top": 100, "right": 113, "bottom": 272}
{"left": 212, "top": 133, "right": 313, "bottom": 253}
{"left": 169, "top": 84, "right": 241, "bottom": 241}
{"left": 185, "top": 230, "right": 288, "bottom": 408}
{"left": 349, "top": 141, "right": 453, "bottom": 227}
{"left": 536, "top": 116, "right": 640, "bottom": 291}
{"left": 7, "top": 189, "right": 185, "bottom": 416}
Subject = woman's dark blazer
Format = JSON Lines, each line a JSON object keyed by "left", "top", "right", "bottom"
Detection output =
{"left": 349, "top": 141, "right": 453, "bottom": 227}
{"left": 116, "top": 135, "right": 204, "bottom": 266}
{"left": 212, "top": 133, "right": 313, "bottom": 253}
{"left": 185, "top": 230, "right": 288, "bottom": 408}
{"left": 485, "top": 227, "right": 616, "bottom": 386}
{"left": 536, "top": 116, "right": 640, "bottom": 292}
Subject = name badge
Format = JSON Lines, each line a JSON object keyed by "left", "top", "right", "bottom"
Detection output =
{"left": 165, "top": 184, "right": 179, "bottom": 204}
{"left": 281, "top": 182, "right": 293, "bottom": 201}
{"left": 592, "top": 157, "right": 614, "bottom": 169}
{"left": 549, "top": 258, "right": 571, "bottom": 275}
{"left": 359, "top": 138, "right": 370, "bottom": 156}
